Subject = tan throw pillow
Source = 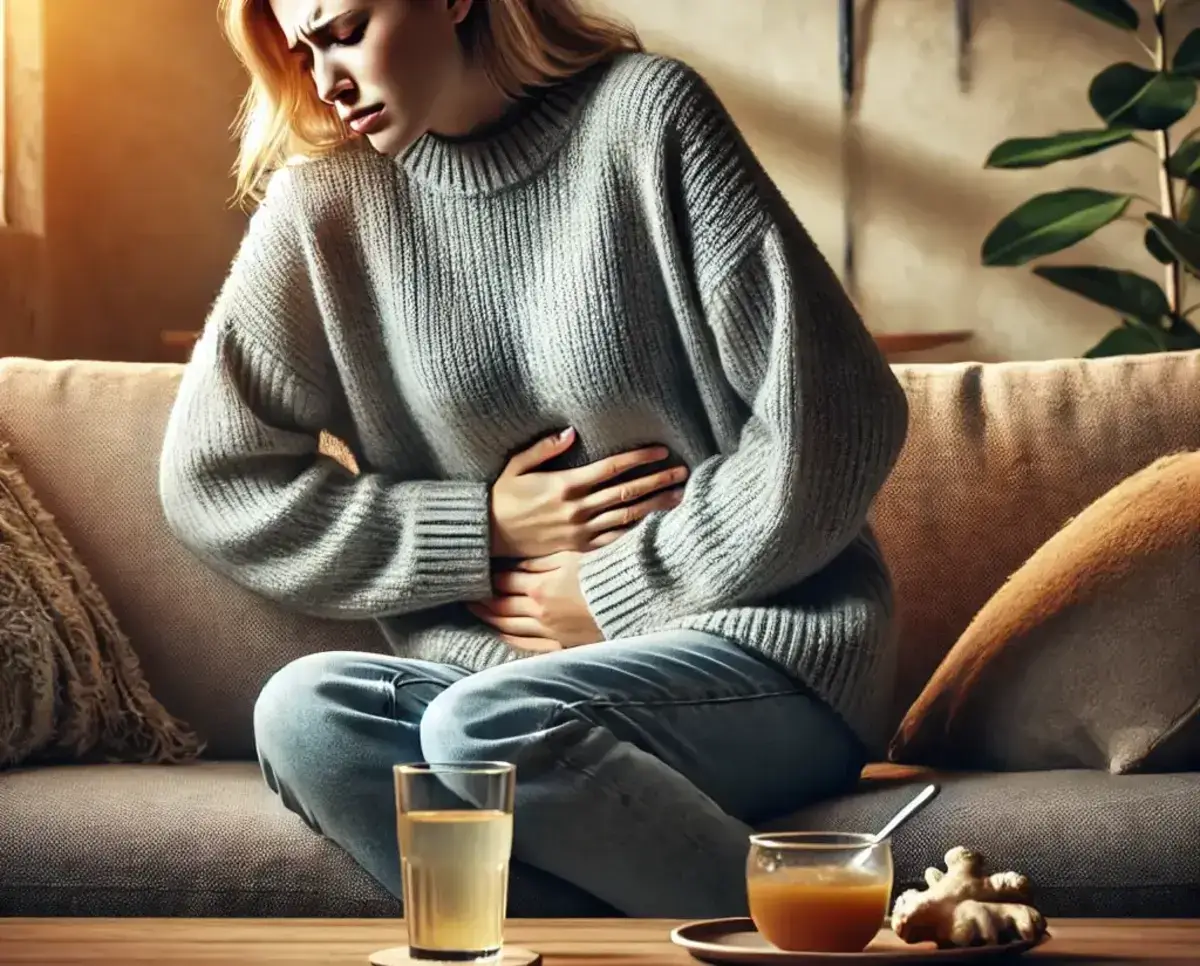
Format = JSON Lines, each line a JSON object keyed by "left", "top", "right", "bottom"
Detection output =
{"left": 0, "top": 443, "right": 203, "bottom": 768}
{"left": 889, "top": 450, "right": 1200, "bottom": 775}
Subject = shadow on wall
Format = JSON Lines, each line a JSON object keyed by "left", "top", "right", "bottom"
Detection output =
{"left": 0, "top": 235, "right": 45, "bottom": 358}
{"left": 643, "top": 0, "right": 1200, "bottom": 362}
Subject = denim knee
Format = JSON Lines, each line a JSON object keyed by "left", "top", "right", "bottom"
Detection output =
{"left": 253, "top": 650, "right": 361, "bottom": 768}
{"left": 420, "top": 672, "right": 530, "bottom": 765}
{"left": 419, "top": 668, "right": 588, "bottom": 777}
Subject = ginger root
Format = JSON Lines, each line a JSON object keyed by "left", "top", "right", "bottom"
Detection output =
{"left": 891, "top": 847, "right": 1048, "bottom": 949}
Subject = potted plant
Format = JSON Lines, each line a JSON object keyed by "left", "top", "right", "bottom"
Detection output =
{"left": 981, "top": 0, "right": 1200, "bottom": 356}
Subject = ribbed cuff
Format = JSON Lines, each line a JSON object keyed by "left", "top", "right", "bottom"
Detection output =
{"left": 396, "top": 482, "right": 494, "bottom": 604}
{"left": 577, "top": 531, "right": 661, "bottom": 641}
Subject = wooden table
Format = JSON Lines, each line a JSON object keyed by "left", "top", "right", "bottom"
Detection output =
{"left": 1, "top": 919, "right": 1198, "bottom": 964}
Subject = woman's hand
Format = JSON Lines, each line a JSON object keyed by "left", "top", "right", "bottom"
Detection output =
{"left": 488, "top": 428, "right": 687, "bottom": 559}
{"left": 468, "top": 551, "right": 602, "bottom": 651}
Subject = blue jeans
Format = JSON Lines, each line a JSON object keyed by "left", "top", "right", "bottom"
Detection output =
{"left": 253, "top": 630, "right": 865, "bottom": 918}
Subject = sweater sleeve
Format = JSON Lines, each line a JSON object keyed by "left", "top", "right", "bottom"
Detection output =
{"left": 577, "top": 65, "right": 910, "bottom": 640}
{"left": 158, "top": 169, "right": 493, "bottom": 620}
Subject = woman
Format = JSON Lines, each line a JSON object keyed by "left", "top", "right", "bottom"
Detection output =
{"left": 160, "top": 0, "right": 909, "bottom": 917}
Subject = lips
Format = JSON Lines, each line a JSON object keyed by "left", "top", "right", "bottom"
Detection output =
{"left": 346, "top": 105, "right": 386, "bottom": 135}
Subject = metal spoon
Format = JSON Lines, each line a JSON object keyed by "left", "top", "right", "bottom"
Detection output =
{"left": 851, "top": 783, "right": 940, "bottom": 868}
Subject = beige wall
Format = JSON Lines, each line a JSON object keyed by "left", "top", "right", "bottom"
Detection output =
{"left": 599, "top": 0, "right": 1198, "bottom": 362}
{"left": 2, "top": 0, "right": 1195, "bottom": 362}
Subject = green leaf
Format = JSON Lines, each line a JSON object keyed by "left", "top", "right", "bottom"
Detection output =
{"left": 1174, "top": 29, "right": 1200, "bottom": 77}
{"left": 1033, "top": 265, "right": 1170, "bottom": 325}
{"left": 1168, "top": 139, "right": 1200, "bottom": 184}
{"left": 1084, "top": 322, "right": 1169, "bottom": 357}
{"left": 1168, "top": 316, "right": 1200, "bottom": 348}
{"left": 1089, "top": 63, "right": 1197, "bottom": 130}
{"left": 1147, "top": 212, "right": 1200, "bottom": 274}
{"left": 1181, "top": 186, "right": 1200, "bottom": 232}
{"left": 1060, "top": 0, "right": 1139, "bottom": 31}
{"left": 981, "top": 190, "right": 1132, "bottom": 266}
{"left": 1145, "top": 226, "right": 1175, "bottom": 264}
{"left": 1087, "top": 315, "right": 1200, "bottom": 356}
{"left": 985, "top": 128, "right": 1136, "bottom": 168}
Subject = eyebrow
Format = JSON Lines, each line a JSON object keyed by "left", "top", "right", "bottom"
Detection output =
{"left": 285, "top": 4, "right": 342, "bottom": 54}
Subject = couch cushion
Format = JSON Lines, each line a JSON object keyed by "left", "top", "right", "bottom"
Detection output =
{"left": 869, "top": 349, "right": 1200, "bottom": 728}
{"left": 4, "top": 764, "right": 1195, "bottom": 919}
{"left": 770, "top": 767, "right": 1200, "bottom": 917}
{"left": 0, "top": 762, "right": 615, "bottom": 917}
{"left": 0, "top": 359, "right": 387, "bottom": 759}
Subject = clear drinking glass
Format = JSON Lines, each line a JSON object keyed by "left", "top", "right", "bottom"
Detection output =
{"left": 395, "top": 762, "right": 516, "bottom": 963}
{"left": 746, "top": 832, "right": 894, "bottom": 953}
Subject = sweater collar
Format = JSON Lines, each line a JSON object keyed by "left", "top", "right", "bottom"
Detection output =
{"left": 400, "top": 64, "right": 604, "bottom": 196}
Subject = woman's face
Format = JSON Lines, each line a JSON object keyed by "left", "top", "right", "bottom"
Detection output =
{"left": 270, "top": 0, "right": 471, "bottom": 157}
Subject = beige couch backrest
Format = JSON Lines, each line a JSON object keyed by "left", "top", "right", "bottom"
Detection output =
{"left": 0, "top": 359, "right": 386, "bottom": 760}
{"left": 869, "top": 349, "right": 1200, "bottom": 725}
{"left": 2, "top": 351, "right": 1199, "bottom": 758}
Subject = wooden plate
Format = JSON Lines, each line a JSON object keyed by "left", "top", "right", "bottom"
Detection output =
{"left": 670, "top": 918, "right": 1048, "bottom": 965}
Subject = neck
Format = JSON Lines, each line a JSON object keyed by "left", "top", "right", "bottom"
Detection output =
{"left": 428, "top": 62, "right": 514, "bottom": 139}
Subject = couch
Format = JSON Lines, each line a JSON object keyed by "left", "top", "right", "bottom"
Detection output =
{"left": 1, "top": 351, "right": 1198, "bottom": 919}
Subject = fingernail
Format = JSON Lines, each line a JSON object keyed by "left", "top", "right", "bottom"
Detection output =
{"left": 559, "top": 427, "right": 574, "bottom": 440}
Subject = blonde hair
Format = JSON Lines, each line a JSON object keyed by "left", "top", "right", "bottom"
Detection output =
{"left": 220, "top": 0, "right": 643, "bottom": 206}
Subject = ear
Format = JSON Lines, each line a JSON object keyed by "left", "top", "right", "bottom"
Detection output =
{"left": 448, "top": 0, "right": 474, "bottom": 27}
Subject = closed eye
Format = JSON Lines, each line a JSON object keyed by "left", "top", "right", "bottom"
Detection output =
{"left": 331, "top": 21, "right": 367, "bottom": 47}
{"left": 288, "top": 15, "right": 367, "bottom": 71}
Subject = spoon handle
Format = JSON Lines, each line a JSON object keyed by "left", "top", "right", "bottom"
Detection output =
{"left": 875, "top": 783, "right": 939, "bottom": 844}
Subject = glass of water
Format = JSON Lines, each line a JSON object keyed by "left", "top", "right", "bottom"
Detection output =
{"left": 394, "top": 762, "right": 516, "bottom": 963}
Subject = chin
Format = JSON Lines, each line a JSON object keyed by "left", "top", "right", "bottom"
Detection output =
{"left": 365, "top": 125, "right": 419, "bottom": 159}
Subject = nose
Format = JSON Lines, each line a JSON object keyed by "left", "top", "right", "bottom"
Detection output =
{"left": 312, "top": 55, "right": 354, "bottom": 106}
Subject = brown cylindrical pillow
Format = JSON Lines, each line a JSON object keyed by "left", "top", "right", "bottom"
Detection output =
{"left": 889, "top": 450, "right": 1200, "bottom": 774}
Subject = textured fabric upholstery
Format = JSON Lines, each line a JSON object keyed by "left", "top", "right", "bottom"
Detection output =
{"left": 773, "top": 767, "right": 1200, "bottom": 917}
{"left": 2, "top": 762, "right": 1195, "bottom": 917}
{"left": 0, "top": 359, "right": 387, "bottom": 760}
{"left": 4, "top": 353, "right": 1200, "bottom": 757}
{"left": 0, "top": 762, "right": 615, "bottom": 917}
{"left": 3, "top": 352, "right": 1200, "bottom": 918}
{"left": 868, "top": 349, "right": 1200, "bottom": 727}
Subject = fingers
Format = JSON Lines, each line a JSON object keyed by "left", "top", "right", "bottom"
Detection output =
{"left": 512, "top": 555, "right": 560, "bottom": 573}
{"left": 492, "top": 570, "right": 539, "bottom": 596}
{"left": 471, "top": 595, "right": 540, "bottom": 617}
{"left": 580, "top": 464, "right": 688, "bottom": 514}
{"left": 585, "top": 486, "right": 684, "bottom": 535}
{"left": 563, "top": 446, "right": 670, "bottom": 491}
{"left": 466, "top": 604, "right": 548, "bottom": 639}
{"left": 587, "top": 527, "right": 630, "bottom": 549}
{"left": 507, "top": 427, "right": 575, "bottom": 475}
{"left": 500, "top": 635, "right": 562, "bottom": 653}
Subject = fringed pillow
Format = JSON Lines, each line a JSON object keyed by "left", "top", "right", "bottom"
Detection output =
{"left": 0, "top": 443, "right": 203, "bottom": 768}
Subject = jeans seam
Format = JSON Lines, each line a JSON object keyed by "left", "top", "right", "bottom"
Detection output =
{"left": 560, "top": 686, "right": 809, "bottom": 715}
{"left": 525, "top": 686, "right": 813, "bottom": 762}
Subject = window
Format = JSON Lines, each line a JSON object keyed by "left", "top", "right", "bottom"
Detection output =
{"left": 0, "top": 0, "right": 7, "bottom": 226}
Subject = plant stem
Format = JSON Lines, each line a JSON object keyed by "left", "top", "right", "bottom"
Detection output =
{"left": 1154, "top": 2, "right": 1183, "bottom": 315}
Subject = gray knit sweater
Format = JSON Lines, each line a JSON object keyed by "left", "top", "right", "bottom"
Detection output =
{"left": 159, "top": 53, "right": 909, "bottom": 753}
